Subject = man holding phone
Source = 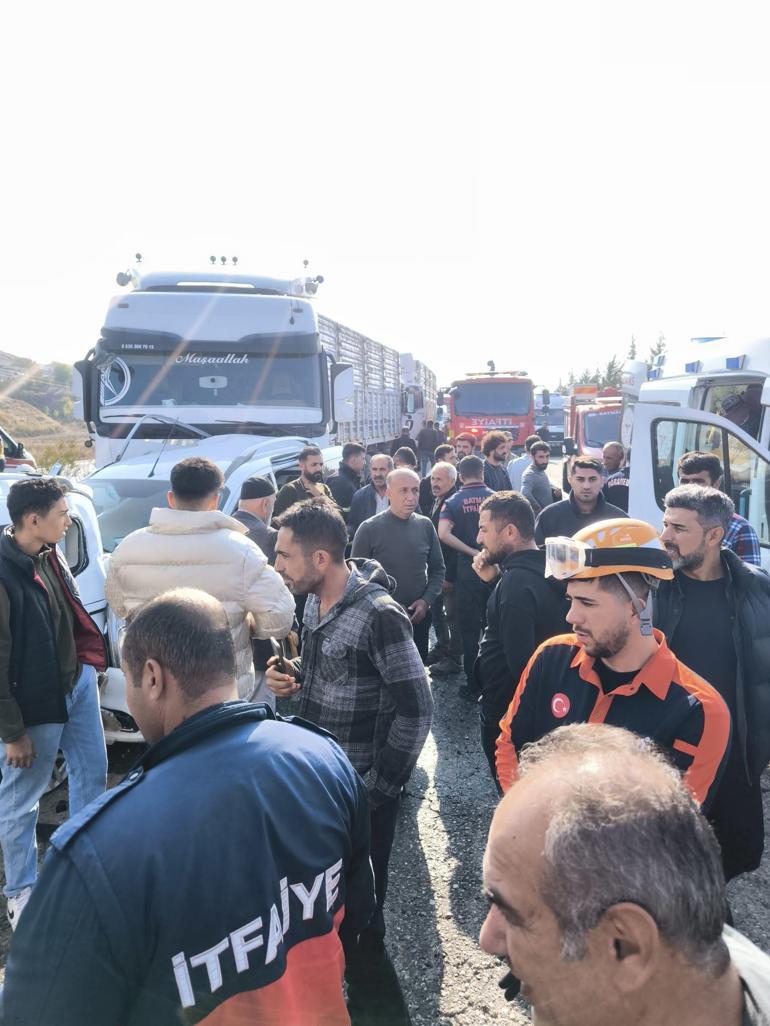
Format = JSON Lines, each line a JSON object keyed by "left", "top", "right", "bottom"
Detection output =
{"left": 267, "top": 498, "right": 432, "bottom": 988}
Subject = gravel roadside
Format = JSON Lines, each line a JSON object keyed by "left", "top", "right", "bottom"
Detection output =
{"left": 383, "top": 665, "right": 770, "bottom": 1025}
{"left": 1, "top": 684, "right": 767, "bottom": 1025}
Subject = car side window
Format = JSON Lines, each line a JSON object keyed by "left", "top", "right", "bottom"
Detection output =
{"left": 653, "top": 418, "right": 770, "bottom": 546}
{"left": 62, "top": 516, "right": 88, "bottom": 575}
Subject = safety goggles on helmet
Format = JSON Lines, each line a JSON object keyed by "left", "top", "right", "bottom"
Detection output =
{"left": 545, "top": 520, "right": 673, "bottom": 638}
{"left": 544, "top": 536, "right": 673, "bottom": 581}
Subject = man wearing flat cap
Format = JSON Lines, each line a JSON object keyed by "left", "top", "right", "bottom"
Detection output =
{"left": 233, "top": 476, "right": 278, "bottom": 565}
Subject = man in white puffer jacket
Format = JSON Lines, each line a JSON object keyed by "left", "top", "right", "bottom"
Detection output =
{"left": 106, "top": 457, "right": 294, "bottom": 705}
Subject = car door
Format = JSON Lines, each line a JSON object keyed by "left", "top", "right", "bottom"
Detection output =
{"left": 629, "top": 402, "right": 770, "bottom": 570}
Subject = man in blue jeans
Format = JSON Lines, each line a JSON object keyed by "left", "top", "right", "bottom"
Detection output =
{"left": 0, "top": 478, "right": 107, "bottom": 930}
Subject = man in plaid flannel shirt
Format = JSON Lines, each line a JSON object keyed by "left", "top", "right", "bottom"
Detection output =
{"left": 677, "top": 451, "right": 762, "bottom": 566}
{"left": 267, "top": 498, "right": 432, "bottom": 957}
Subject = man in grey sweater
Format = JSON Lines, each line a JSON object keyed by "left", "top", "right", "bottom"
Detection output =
{"left": 352, "top": 468, "right": 445, "bottom": 661}
{"left": 520, "top": 441, "right": 554, "bottom": 515}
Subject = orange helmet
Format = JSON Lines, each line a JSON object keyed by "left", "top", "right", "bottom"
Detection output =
{"left": 545, "top": 519, "right": 672, "bottom": 638}
{"left": 545, "top": 519, "right": 673, "bottom": 582}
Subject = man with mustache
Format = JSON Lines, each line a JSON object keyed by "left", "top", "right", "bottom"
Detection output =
{"left": 347, "top": 453, "right": 393, "bottom": 541}
{"left": 273, "top": 446, "right": 335, "bottom": 517}
{"left": 481, "top": 723, "right": 770, "bottom": 1026}
{"left": 657, "top": 484, "right": 770, "bottom": 883}
{"left": 495, "top": 518, "right": 730, "bottom": 811}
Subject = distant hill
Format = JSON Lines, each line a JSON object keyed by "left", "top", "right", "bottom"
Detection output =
{"left": 0, "top": 397, "right": 64, "bottom": 438}
{"left": 0, "top": 351, "right": 76, "bottom": 426}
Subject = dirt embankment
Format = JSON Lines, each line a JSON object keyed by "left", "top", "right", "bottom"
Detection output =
{"left": 0, "top": 397, "right": 90, "bottom": 469}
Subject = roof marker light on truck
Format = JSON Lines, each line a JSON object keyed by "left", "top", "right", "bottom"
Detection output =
{"left": 685, "top": 361, "right": 702, "bottom": 373}
{"left": 726, "top": 356, "right": 746, "bottom": 370}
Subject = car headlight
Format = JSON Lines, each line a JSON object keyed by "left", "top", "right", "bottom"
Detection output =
{"left": 106, "top": 607, "right": 126, "bottom": 668}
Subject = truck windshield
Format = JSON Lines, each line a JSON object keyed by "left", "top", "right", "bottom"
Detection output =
{"left": 584, "top": 410, "right": 622, "bottom": 448}
{"left": 453, "top": 381, "right": 531, "bottom": 416}
{"left": 98, "top": 352, "right": 322, "bottom": 420}
{"left": 90, "top": 478, "right": 171, "bottom": 553}
{"left": 539, "top": 407, "right": 564, "bottom": 428}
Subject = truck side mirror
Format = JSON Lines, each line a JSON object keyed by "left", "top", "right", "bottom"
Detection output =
{"left": 563, "top": 437, "right": 576, "bottom": 456}
{"left": 331, "top": 364, "right": 354, "bottom": 424}
{"left": 541, "top": 388, "right": 550, "bottom": 408}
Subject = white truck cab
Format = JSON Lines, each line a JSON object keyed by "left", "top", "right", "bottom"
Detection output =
{"left": 73, "top": 268, "right": 355, "bottom": 469}
{"left": 628, "top": 337, "right": 770, "bottom": 570}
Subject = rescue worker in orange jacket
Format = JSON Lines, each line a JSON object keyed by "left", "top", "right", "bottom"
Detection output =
{"left": 495, "top": 519, "right": 732, "bottom": 811}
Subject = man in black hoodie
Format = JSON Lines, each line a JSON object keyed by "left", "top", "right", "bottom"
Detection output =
{"left": 472, "top": 491, "right": 568, "bottom": 780}
{"left": 328, "top": 442, "right": 366, "bottom": 523}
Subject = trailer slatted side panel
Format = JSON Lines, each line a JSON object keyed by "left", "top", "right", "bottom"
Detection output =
{"left": 318, "top": 314, "right": 401, "bottom": 449}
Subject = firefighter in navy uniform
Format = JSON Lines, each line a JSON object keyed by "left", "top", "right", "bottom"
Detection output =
{"left": 2, "top": 590, "right": 375, "bottom": 1026}
{"left": 495, "top": 519, "right": 732, "bottom": 812}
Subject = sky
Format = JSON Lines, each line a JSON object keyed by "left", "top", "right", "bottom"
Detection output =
{"left": 4, "top": 1, "right": 770, "bottom": 391}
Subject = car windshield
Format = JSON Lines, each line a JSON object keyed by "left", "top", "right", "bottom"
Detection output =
{"left": 453, "top": 381, "right": 531, "bottom": 416}
{"left": 89, "top": 478, "right": 171, "bottom": 553}
{"left": 584, "top": 410, "right": 622, "bottom": 448}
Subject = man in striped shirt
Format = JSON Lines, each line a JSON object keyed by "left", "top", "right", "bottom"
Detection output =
{"left": 495, "top": 518, "right": 731, "bottom": 811}
{"left": 677, "top": 450, "right": 762, "bottom": 566}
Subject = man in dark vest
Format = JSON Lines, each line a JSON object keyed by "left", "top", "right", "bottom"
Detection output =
{"left": 0, "top": 478, "right": 107, "bottom": 931}
{"left": 232, "top": 475, "right": 278, "bottom": 565}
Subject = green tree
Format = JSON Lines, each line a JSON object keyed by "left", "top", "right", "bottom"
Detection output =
{"left": 601, "top": 356, "right": 624, "bottom": 389}
{"left": 648, "top": 332, "right": 666, "bottom": 368}
{"left": 628, "top": 335, "right": 637, "bottom": 359}
{"left": 50, "top": 362, "right": 72, "bottom": 386}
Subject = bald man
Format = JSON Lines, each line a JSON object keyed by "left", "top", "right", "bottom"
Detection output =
{"left": 351, "top": 469, "right": 445, "bottom": 660}
{"left": 480, "top": 723, "right": 770, "bottom": 1026}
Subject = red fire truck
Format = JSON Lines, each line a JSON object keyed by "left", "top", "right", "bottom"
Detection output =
{"left": 562, "top": 385, "right": 623, "bottom": 488}
{"left": 438, "top": 371, "right": 535, "bottom": 452}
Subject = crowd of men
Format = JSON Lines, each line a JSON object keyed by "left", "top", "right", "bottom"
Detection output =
{"left": 0, "top": 422, "right": 768, "bottom": 1025}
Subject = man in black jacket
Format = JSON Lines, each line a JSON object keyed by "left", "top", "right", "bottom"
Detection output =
{"left": 348, "top": 454, "right": 393, "bottom": 541}
{"left": 534, "top": 457, "right": 627, "bottom": 545}
{"left": 389, "top": 428, "right": 417, "bottom": 457}
{"left": 656, "top": 483, "right": 770, "bottom": 881}
{"left": 0, "top": 478, "right": 108, "bottom": 931}
{"left": 481, "top": 431, "right": 511, "bottom": 492}
{"left": 472, "top": 491, "right": 568, "bottom": 779}
{"left": 427, "top": 460, "right": 462, "bottom": 674}
{"left": 419, "top": 443, "right": 455, "bottom": 515}
{"left": 328, "top": 442, "right": 366, "bottom": 522}
{"left": 416, "top": 421, "right": 442, "bottom": 476}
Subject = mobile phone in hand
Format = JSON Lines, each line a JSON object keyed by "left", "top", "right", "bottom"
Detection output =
{"left": 269, "top": 637, "right": 288, "bottom": 675}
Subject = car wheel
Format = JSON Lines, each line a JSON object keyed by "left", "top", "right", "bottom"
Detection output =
{"left": 45, "top": 752, "right": 68, "bottom": 794}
